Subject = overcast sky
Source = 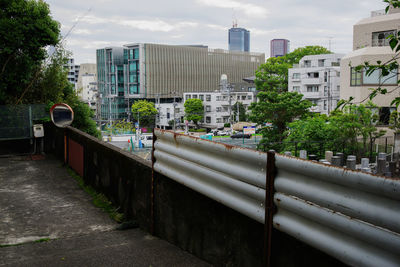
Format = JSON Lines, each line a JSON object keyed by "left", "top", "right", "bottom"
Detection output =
{"left": 45, "top": 0, "right": 386, "bottom": 64}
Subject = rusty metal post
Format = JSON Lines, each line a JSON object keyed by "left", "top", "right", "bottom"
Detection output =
{"left": 150, "top": 129, "right": 158, "bottom": 235}
{"left": 264, "top": 150, "right": 276, "bottom": 267}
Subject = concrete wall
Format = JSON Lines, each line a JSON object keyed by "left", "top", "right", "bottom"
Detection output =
{"left": 43, "top": 124, "right": 348, "bottom": 267}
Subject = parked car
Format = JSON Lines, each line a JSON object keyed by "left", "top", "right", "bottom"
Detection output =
{"left": 231, "top": 133, "right": 251, "bottom": 139}
{"left": 217, "top": 130, "right": 230, "bottom": 136}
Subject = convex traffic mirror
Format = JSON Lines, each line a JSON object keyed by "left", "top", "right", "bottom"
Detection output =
{"left": 50, "top": 103, "right": 74, "bottom": 128}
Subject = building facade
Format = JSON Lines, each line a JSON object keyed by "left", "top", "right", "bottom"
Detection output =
{"left": 96, "top": 44, "right": 264, "bottom": 123}
{"left": 65, "top": 58, "right": 80, "bottom": 88}
{"left": 289, "top": 53, "right": 344, "bottom": 115}
{"left": 270, "top": 39, "right": 290, "bottom": 58}
{"left": 228, "top": 27, "right": 250, "bottom": 52}
{"left": 340, "top": 8, "right": 400, "bottom": 125}
{"left": 183, "top": 91, "right": 256, "bottom": 129}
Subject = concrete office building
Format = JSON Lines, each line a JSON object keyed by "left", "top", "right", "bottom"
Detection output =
{"left": 228, "top": 26, "right": 250, "bottom": 52}
{"left": 289, "top": 53, "right": 344, "bottom": 115}
{"left": 340, "top": 7, "right": 400, "bottom": 124}
{"left": 270, "top": 39, "right": 290, "bottom": 58}
{"left": 96, "top": 44, "right": 264, "bottom": 123}
{"left": 183, "top": 91, "right": 256, "bottom": 129}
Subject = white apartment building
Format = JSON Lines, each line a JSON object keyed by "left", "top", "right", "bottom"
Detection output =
{"left": 289, "top": 53, "right": 344, "bottom": 115}
{"left": 76, "top": 63, "right": 97, "bottom": 112}
{"left": 156, "top": 102, "right": 185, "bottom": 129}
{"left": 183, "top": 91, "right": 256, "bottom": 129}
{"left": 340, "top": 8, "right": 400, "bottom": 125}
{"left": 65, "top": 58, "right": 80, "bottom": 88}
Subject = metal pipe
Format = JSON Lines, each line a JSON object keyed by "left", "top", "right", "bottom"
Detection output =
{"left": 154, "top": 161, "right": 265, "bottom": 223}
{"left": 275, "top": 170, "right": 400, "bottom": 233}
{"left": 274, "top": 193, "right": 400, "bottom": 254}
{"left": 154, "top": 150, "right": 265, "bottom": 201}
{"left": 275, "top": 155, "right": 400, "bottom": 200}
{"left": 154, "top": 139, "right": 266, "bottom": 188}
{"left": 273, "top": 210, "right": 400, "bottom": 267}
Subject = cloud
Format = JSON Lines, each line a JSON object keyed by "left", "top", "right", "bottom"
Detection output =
{"left": 196, "top": 0, "right": 268, "bottom": 18}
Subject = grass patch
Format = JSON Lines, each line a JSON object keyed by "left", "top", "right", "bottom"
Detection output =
{"left": 0, "top": 238, "right": 52, "bottom": 248}
{"left": 66, "top": 168, "right": 124, "bottom": 223}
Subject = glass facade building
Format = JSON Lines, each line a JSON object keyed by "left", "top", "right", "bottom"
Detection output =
{"left": 97, "top": 43, "right": 264, "bottom": 122}
{"left": 228, "top": 27, "right": 250, "bottom": 52}
{"left": 270, "top": 39, "right": 290, "bottom": 58}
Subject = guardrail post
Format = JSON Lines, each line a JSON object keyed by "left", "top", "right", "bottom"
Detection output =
{"left": 264, "top": 150, "right": 276, "bottom": 267}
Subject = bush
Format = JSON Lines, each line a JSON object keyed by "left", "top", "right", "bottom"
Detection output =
{"left": 224, "top": 123, "right": 230, "bottom": 127}
{"left": 189, "top": 128, "right": 206, "bottom": 132}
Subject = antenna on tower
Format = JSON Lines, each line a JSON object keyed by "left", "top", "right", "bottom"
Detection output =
{"left": 232, "top": 9, "right": 238, "bottom": 28}
{"left": 327, "top": 36, "right": 333, "bottom": 51}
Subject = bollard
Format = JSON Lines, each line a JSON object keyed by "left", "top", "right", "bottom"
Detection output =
{"left": 346, "top": 159, "right": 356, "bottom": 170}
{"left": 325, "top": 151, "right": 333, "bottom": 163}
{"left": 336, "top": 152, "right": 344, "bottom": 166}
{"left": 308, "top": 154, "right": 317, "bottom": 161}
{"left": 361, "top": 158, "right": 369, "bottom": 169}
{"left": 377, "top": 158, "right": 386, "bottom": 175}
{"left": 389, "top": 161, "right": 397, "bottom": 174}
{"left": 331, "top": 156, "right": 341, "bottom": 167}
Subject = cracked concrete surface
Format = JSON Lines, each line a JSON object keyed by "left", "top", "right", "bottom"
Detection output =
{"left": 0, "top": 155, "right": 210, "bottom": 267}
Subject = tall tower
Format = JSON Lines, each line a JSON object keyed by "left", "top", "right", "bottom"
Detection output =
{"left": 228, "top": 23, "right": 250, "bottom": 52}
{"left": 270, "top": 39, "right": 290, "bottom": 57}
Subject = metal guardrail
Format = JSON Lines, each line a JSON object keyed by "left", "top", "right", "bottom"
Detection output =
{"left": 153, "top": 129, "right": 400, "bottom": 266}
{"left": 153, "top": 129, "right": 267, "bottom": 223}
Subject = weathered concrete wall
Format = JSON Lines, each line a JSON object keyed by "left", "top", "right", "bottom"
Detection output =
{"left": 43, "top": 124, "right": 347, "bottom": 267}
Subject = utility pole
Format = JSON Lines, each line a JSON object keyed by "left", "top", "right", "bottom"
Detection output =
{"left": 236, "top": 101, "right": 239, "bottom": 122}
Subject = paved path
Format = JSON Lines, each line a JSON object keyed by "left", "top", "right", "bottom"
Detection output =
{"left": 0, "top": 155, "right": 210, "bottom": 267}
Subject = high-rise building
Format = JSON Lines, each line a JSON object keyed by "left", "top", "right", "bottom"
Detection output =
{"left": 65, "top": 58, "right": 80, "bottom": 88}
{"left": 96, "top": 44, "right": 264, "bottom": 123}
{"left": 270, "top": 39, "right": 290, "bottom": 58}
{"left": 288, "top": 53, "right": 344, "bottom": 115}
{"left": 228, "top": 27, "right": 250, "bottom": 52}
{"left": 340, "top": 7, "right": 400, "bottom": 125}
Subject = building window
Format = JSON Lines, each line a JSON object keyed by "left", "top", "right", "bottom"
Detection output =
{"left": 350, "top": 68, "right": 362, "bottom": 86}
{"left": 292, "top": 73, "right": 300, "bottom": 79}
{"left": 318, "top": 59, "right": 325, "bottom": 67}
{"left": 324, "top": 72, "right": 328, "bottom": 82}
{"left": 306, "top": 85, "right": 319, "bottom": 92}
{"left": 216, "top": 118, "right": 222, "bottom": 123}
{"left": 308, "top": 72, "right": 319, "bottom": 78}
{"left": 206, "top": 94, "right": 211, "bottom": 101}
{"left": 247, "top": 95, "right": 252, "bottom": 100}
{"left": 175, "top": 108, "right": 180, "bottom": 113}
{"left": 216, "top": 107, "right": 222, "bottom": 112}
{"left": 337, "top": 85, "right": 340, "bottom": 91}
{"left": 129, "top": 85, "right": 138, "bottom": 94}
{"left": 216, "top": 96, "right": 222, "bottom": 101}
{"left": 206, "top": 105, "right": 211, "bottom": 112}
{"left": 292, "top": 86, "right": 300, "bottom": 92}
{"left": 241, "top": 95, "right": 246, "bottom": 100}
{"left": 304, "top": 60, "right": 311, "bottom": 67}
{"left": 372, "top": 30, "right": 396, "bottom": 47}
{"left": 324, "top": 86, "right": 328, "bottom": 96}
{"left": 129, "top": 62, "right": 137, "bottom": 72}
{"left": 185, "top": 95, "right": 191, "bottom": 100}
{"left": 324, "top": 100, "right": 327, "bottom": 110}
{"left": 206, "top": 116, "right": 211, "bottom": 123}
{"left": 199, "top": 95, "right": 204, "bottom": 101}
{"left": 192, "top": 94, "right": 198, "bottom": 99}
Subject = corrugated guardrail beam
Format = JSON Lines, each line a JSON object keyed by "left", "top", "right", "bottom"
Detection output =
{"left": 153, "top": 129, "right": 400, "bottom": 266}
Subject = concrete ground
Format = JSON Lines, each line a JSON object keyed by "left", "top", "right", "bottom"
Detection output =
{"left": 0, "top": 155, "right": 210, "bottom": 267}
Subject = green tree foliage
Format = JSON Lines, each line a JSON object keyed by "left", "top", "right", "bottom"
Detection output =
{"left": 184, "top": 98, "right": 204, "bottom": 127}
{"left": 105, "top": 120, "right": 134, "bottom": 135}
{"left": 255, "top": 46, "right": 331, "bottom": 92}
{"left": 0, "top": 0, "right": 60, "bottom": 104}
{"left": 232, "top": 101, "right": 248, "bottom": 122}
{"left": 63, "top": 85, "right": 101, "bottom": 138}
{"left": 389, "top": 110, "right": 400, "bottom": 133}
{"left": 249, "top": 91, "right": 312, "bottom": 151}
{"left": 282, "top": 103, "right": 385, "bottom": 158}
{"left": 131, "top": 100, "right": 158, "bottom": 128}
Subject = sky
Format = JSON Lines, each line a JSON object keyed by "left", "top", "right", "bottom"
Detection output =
{"left": 45, "top": 0, "right": 387, "bottom": 65}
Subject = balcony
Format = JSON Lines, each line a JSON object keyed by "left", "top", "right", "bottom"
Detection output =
{"left": 301, "top": 77, "right": 323, "bottom": 85}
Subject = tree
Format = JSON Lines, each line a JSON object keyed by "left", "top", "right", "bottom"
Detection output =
{"left": 232, "top": 102, "right": 248, "bottom": 122}
{"left": 184, "top": 98, "right": 204, "bottom": 128}
{"left": 131, "top": 100, "right": 158, "bottom": 128}
{"left": 255, "top": 46, "right": 331, "bottom": 93}
{"left": 249, "top": 91, "right": 312, "bottom": 151}
{"left": 0, "top": 0, "right": 60, "bottom": 104}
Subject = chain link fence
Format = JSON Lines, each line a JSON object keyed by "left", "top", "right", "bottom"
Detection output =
{"left": 0, "top": 105, "right": 48, "bottom": 140}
